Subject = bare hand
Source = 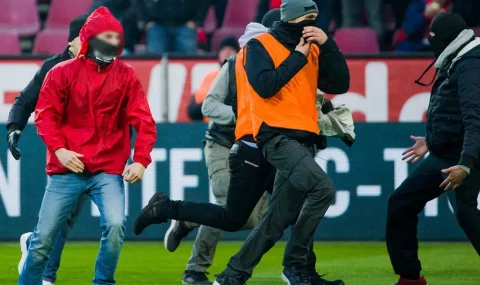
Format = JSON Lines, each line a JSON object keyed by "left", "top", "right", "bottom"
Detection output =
{"left": 302, "top": 26, "right": 328, "bottom": 45}
{"left": 55, "top": 148, "right": 84, "bottom": 173}
{"left": 186, "top": 21, "right": 197, "bottom": 30}
{"left": 123, "top": 162, "right": 145, "bottom": 184}
{"left": 440, "top": 166, "right": 468, "bottom": 191}
{"left": 402, "top": 136, "right": 428, "bottom": 163}
{"left": 295, "top": 37, "right": 311, "bottom": 56}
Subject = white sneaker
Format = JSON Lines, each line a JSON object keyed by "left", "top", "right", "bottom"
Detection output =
{"left": 18, "top": 232, "right": 33, "bottom": 274}
{"left": 43, "top": 281, "right": 54, "bottom": 285}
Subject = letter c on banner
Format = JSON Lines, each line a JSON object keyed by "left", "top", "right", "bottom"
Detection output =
{"left": 315, "top": 148, "right": 350, "bottom": 218}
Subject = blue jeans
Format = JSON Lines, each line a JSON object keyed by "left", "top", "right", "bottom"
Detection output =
{"left": 146, "top": 23, "right": 197, "bottom": 55}
{"left": 19, "top": 173, "right": 126, "bottom": 285}
{"left": 27, "top": 195, "right": 88, "bottom": 283}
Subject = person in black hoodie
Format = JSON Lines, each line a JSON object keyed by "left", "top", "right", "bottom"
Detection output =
{"left": 387, "top": 12, "right": 480, "bottom": 285}
{"left": 8, "top": 15, "right": 89, "bottom": 285}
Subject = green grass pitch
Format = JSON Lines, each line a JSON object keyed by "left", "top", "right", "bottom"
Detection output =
{"left": 1, "top": 241, "right": 478, "bottom": 284}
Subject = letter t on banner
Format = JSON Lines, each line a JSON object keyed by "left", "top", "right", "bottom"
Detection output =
{"left": 169, "top": 148, "right": 203, "bottom": 200}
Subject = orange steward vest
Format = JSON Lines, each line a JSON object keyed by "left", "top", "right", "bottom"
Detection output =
{"left": 249, "top": 33, "right": 320, "bottom": 139}
{"left": 234, "top": 47, "right": 256, "bottom": 140}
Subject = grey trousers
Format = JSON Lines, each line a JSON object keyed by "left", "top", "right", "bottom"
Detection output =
{"left": 341, "top": 0, "right": 384, "bottom": 37}
{"left": 186, "top": 140, "right": 268, "bottom": 272}
{"left": 225, "top": 135, "right": 335, "bottom": 277}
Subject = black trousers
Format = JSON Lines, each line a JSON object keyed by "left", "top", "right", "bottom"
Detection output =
{"left": 225, "top": 135, "right": 335, "bottom": 277}
{"left": 171, "top": 140, "right": 275, "bottom": 231}
{"left": 387, "top": 154, "right": 480, "bottom": 277}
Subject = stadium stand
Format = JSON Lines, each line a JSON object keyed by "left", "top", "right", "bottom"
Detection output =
{"left": 0, "top": 0, "right": 40, "bottom": 37}
{"left": 334, "top": 27, "right": 380, "bottom": 54}
{"left": 44, "top": 0, "right": 93, "bottom": 29}
{"left": 0, "top": 32, "right": 21, "bottom": 55}
{"left": 33, "top": 29, "right": 69, "bottom": 54}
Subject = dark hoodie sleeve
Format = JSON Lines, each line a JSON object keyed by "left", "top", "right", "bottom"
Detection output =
{"left": 317, "top": 38, "right": 350, "bottom": 94}
{"left": 6, "top": 56, "right": 61, "bottom": 133}
{"left": 456, "top": 58, "right": 480, "bottom": 169}
{"left": 244, "top": 38, "right": 308, "bottom": 98}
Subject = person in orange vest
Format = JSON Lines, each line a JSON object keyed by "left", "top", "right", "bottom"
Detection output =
{"left": 187, "top": 37, "right": 240, "bottom": 122}
{"left": 215, "top": 0, "right": 350, "bottom": 283}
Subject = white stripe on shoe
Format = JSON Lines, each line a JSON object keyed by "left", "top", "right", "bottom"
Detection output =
{"left": 42, "top": 281, "right": 54, "bottom": 285}
{"left": 281, "top": 273, "right": 291, "bottom": 285}
{"left": 18, "top": 232, "right": 33, "bottom": 275}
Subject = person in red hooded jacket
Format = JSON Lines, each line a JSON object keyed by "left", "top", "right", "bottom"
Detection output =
{"left": 18, "top": 7, "right": 157, "bottom": 285}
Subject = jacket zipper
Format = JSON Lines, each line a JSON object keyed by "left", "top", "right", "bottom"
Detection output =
{"left": 97, "top": 65, "right": 100, "bottom": 73}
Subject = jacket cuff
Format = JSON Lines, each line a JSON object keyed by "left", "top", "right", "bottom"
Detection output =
{"left": 320, "top": 38, "right": 339, "bottom": 54}
{"left": 134, "top": 156, "right": 150, "bottom": 169}
{"left": 6, "top": 123, "right": 21, "bottom": 135}
{"left": 459, "top": 154, "right": 476, "bottom": 170}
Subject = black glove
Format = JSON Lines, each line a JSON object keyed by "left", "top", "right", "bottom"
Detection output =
{"left": 321, "top": 98, "right": 334, "bottom": 114}
{"left": 7, "top": 130, "right": 21, "bottom": 160}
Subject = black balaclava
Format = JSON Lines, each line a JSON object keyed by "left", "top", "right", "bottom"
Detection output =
{"left": 281, "top": 19, "right": 317, "bottom": 40}
{"left": 87, "top": 37, "right": 121, "bottom": 67}
{"left": 428, "top": 12, "right": 467, "bottom": 58}
{"left": 415, "top": 12, "right": 467, "bottom": 86}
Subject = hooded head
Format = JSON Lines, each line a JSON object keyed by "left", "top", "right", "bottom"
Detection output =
{"left": 79, "top": 6, "right": 124, "bottom": 66}
{"left": 279, "top": 0, "right": 318, "bottom": 39}
{"left": 238, "top": 8, "right": 281, "bottom": 49}
{"left": 428, "top": 12, "right": 467, "bottom": 58}
{"left": 217, "top": 37, "right": 240, "bottom": 64}
{"left": 262, "top": 8, "right": 281, "bottom": 28}
{"left": 68, "top": 14, "right": 88, "bottom": 57}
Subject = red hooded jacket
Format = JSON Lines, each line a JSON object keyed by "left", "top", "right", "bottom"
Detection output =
{"left": 35, "top": 7, "right": 157, "bottom": 176}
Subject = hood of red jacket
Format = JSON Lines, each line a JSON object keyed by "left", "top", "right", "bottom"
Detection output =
{"left": 79, "top": 6, "right": 124, "bottom": 57}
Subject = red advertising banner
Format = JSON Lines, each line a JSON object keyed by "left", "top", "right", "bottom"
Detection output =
{"left": 0, "top": 58, "right": 435, "bottom": 123}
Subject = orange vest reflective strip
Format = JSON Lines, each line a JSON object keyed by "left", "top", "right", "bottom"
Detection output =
{"left": 234, "top": 48, "right": 255, "bottom": 140}
{"left": 194, "top": 68, "right": 220, "bottom": 123}
{"left": 249, "top": 33, "right": 320, "bottom": 139}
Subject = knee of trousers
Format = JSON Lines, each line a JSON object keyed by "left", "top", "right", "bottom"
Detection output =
{"left": 222, "top": 212, "right": 250, "bottom": 232}
{"left": 313, "top": 176, "right": 336, "bottom": 203}
{"left": 103, "top": 219, "right": 126, "bottom": 240}
{"left": 29, "top": 233, "right": 56, "bottom": 257}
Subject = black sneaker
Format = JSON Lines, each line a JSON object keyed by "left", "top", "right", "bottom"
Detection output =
{"left": 310, "top": 271, "right": 345, "bottom": 285}
{"left": 213, "top": 273, "right": 247, "bottom": 285}
{"left": 134, "top": 192, "right": 170, "bottom": 235}
{"left": 182, "top": 270, "right": 212, "bottom": 284}
{"left": 165, "top": 220, "right": 194, "bottom": 252}
{"left": 282, "top": 266, "right": 312, "bottom": 285}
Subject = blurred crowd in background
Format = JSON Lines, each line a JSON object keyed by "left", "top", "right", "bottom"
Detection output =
{"left": 5, "top": 0, "right": 480, "bottom": 56}
{"left": 91, "top": 0, "right": 480, "bottom": 54}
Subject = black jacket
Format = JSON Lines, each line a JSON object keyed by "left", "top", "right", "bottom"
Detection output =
{"left": 426, "top": 43, "right": 480, "bottom": 169}
{"left": 244, "top": 21, "right": 350, "bottom": 146}
{"left": 135, "top": 0, "right": 209, "bottom": 27}
{"left": 6, "top": 48, "right": 71, "bottom": 134}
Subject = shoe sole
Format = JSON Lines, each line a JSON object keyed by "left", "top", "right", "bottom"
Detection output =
{"left": 182, "top": 281, "right": 212, "bottom": 285}
{"left": 164, "top": 220, "right": 179, "bottom": 252}
{"left": 281, "top": 273, "right": 291, "bottom": 285}
{"left": 18, "top": 232, "right": 33, "bottom": 274}
{"left": 212, "top": 282, "right": 221, "bottom": 285}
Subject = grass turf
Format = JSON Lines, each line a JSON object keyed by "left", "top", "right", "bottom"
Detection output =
{"left": 0, "top": 241, "right": 478, "bottom": 285}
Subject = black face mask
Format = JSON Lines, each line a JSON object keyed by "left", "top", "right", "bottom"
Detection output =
{"left": 428, "top": 35, "right": 451, "bottom": 58}
{"left": 282, "top": 20, "right": 316, "bottom": 40}
{"left": 87, "top": 37, "right": 121, "bottom": 67}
